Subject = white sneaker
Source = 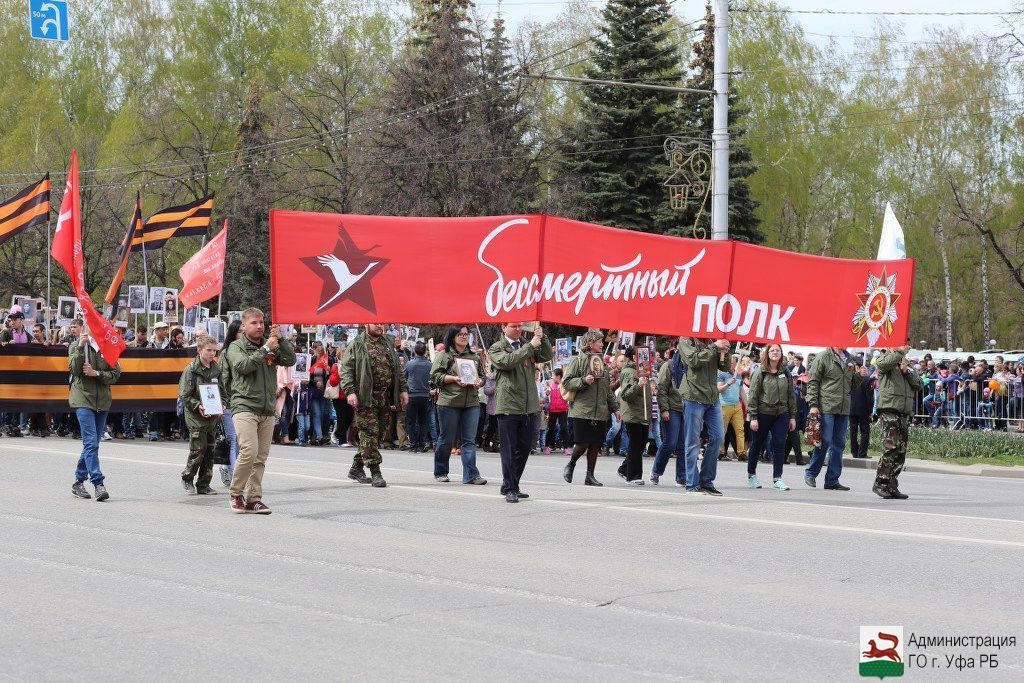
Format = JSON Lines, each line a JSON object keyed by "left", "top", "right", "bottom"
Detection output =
{"left": 102, "top": 430, "right": 112, "bottom": 441}
{"left": 773, "top": 478, "right": 790, "bottom": 491}
{"left": 625, "top": 479, "right": 645, "bottom": 486}
{"left": 748, "top": 474, "right": 761, "bottom": 489}
{"left": 330, "top": 434, "right": 339, "bottom": 445}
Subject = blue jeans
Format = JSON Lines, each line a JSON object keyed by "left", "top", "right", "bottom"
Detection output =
{"left": 652, "top": 409, "right": 686, "bottom": 480}
{"left": 683, "top": 399, "right": 724, "bottom": 490}
{"left": 75, "top": 408, "right": 107, "bottom": 485}
{"left": 222, "top": 408, "right": 239, "bottom": 476}
{"left": 309, "top": 400, "right": 324, "bottom": 442}
{"left": 748, "top": 412, "right": 790, "bottom": 480}
{"left": 296, "top": 414, "right": 310, "bottom": 445}
{"left": 121, "top": 411, "right": 144, "bottom": 434}
{"left": 604, "top": 412, "right": 622, "bottom": 447}
{"left": 648, "top": 418, "right": 662, "bottom": 450}
{"left": 805, "top": 413, "right": 848, "bottom": 486}
{"left": 427, "top": 401, "right": 439, "bottom": 443}
{"left": 434, "top": 405, "right": 482, "bottom": 482}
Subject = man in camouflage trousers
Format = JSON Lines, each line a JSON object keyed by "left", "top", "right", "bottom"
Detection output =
{"left": 342, "top": 324, "right": 409, "bottom": 487}
{"left": 872, "top": 344, "right": 923, "bottom": 500}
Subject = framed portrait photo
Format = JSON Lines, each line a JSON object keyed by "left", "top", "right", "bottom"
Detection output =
{"left": 454, "top": 357, "right": 479, "bottom": 385}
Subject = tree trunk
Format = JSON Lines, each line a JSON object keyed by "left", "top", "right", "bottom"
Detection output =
{"left": 937, "top": 219, "right": 954, "bottom": 349}
{"left": 980, "top": 231, "right": 990, "bottom": 344}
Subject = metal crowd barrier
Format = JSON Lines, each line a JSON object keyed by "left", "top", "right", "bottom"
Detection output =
{"left": 911, "top": 377, "right": 1024, "bottom": 431}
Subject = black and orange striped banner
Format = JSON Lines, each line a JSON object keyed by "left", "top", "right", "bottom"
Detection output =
{"left": 130, "top": 195, "right": 214, "bottom": 252}
{"left": 0, "top": 174, "right": 50, "bottom": 246}
{"left": 104, "top": 194, "right": 143, "bottom": 306}
{"left": 0, "top": 345, "right": 195, "bottom": 412}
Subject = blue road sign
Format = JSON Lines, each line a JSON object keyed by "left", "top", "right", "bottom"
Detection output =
{"left": 29, "top": 0, "right": 69, "bottom": 42}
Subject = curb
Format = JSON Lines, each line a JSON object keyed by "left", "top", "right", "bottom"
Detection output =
{"left": 842, "top": 456, "right": 1024, "bottom": 480}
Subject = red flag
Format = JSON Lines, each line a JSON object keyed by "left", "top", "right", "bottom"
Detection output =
{"left": 50, "top": 150, "right": 127, "bottom": 366}
{"left": 178, "top": 220, "right": 228, "bottom": 308}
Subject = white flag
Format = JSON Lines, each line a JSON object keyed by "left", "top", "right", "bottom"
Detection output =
{"left": 877, "top": 202, "right": 907, "bottom": 260}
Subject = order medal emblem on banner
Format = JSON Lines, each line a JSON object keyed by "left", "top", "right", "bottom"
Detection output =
{"left": 852, "top": 266, "right": 901, "bottom": 347}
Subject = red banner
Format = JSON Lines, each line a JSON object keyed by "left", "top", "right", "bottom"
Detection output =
{"left": 50, "top": 150, "right": 126, "bottom": 366}
{"left": 178, "top": 221, "right": 227, "bottom": 308}
{"left": 269, "top": 211, "right": 915, "bottom": 348}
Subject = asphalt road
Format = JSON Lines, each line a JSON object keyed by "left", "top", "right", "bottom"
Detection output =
{"left": 3, "top": 437, "right": 1023, "bottom": 681}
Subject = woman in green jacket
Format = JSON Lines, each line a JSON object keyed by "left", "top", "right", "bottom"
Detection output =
{"left": 430, "top": 325, "right": 487, "bottom": 485}
{"left": 560, "top": 330, "right": 618, "bottom": 486}
{"left": 616, "top": 347, "right": 652, "bottom": 485}
{"left": 746, "top": 343, "right": 797, "bottom": 491}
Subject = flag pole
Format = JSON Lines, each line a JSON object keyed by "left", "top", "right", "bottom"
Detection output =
{"left": 142, "top": 244, "right": 150, "bottom": 330}
{"left": 45, "top": 211, "right": 53, "bottom": 317}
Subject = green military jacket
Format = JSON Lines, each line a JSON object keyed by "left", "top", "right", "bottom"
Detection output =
{"left": 656, "top": 360, "right": 684, "bottom": 413}
{"left": 806, "top": 348, "right": 858, "bottom": 415}
{"left": 178, "top": 356, "right": 223, "bottom": 429}
{"left": 561, "top": 352, "right": 618, "bottom": 422}
{"left": 68, "top": 341, "right": 121, "bottom": 412}
{"left": 875, "top": 350, "right": 924, "bottom": 416}
{"left": 748, "top": 366, "right": 796, "bottom": 417}
{"left": 618, "top": 361, "right": 652, "bottom": 426}
{"left": 488, "top": 334, "right": 553, "bottom": 415}
{"left": 225, "top": 333, "right": 295, "bottom": 417}
{"left": 431, "top": 347, "right": 483, "bottom": 409}
{"left": 341, "top": 332, "right": 407, "bottom": 407}
{"left": 679, "top": 339, "right": 730, "bottom": 405}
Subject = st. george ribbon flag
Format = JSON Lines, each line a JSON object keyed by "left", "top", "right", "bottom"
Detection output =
{"left": 269, "top": 211, "right": 915, "bottom": 348}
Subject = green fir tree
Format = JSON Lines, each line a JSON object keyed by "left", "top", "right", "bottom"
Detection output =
{"left": 557, "top": 0, "right": 684, "bottom": 233}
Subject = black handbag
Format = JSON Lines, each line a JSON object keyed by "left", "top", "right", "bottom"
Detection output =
{"left": 212, "top": 422, "right": 231, "bottom": 465}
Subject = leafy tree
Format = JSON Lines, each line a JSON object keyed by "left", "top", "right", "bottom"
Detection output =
{"left": 222, "top": 81, "right": 276, "bottom": 314}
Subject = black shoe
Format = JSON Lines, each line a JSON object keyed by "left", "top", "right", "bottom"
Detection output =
{"left": 182, "top": 479, "right": 197, "bottom": 495}
{"left": 400, "top": 445, "right": 409, "bottom": 451}
{"left": 505, "top": 491, "right": 519, "bottom": 503}
{"left": 369, "top": 465, "right": 387, "bottom": 488}
{"left": 516, "top": 491, "right": 529, "bottom": 499}
{"left": 795, "top": 459, "right": 806, "bottom": 466}
{"left": 563, "top": 462, "right": 574, "bottom": 483}
{"left": 72, "top": 482, "right": 91, "bottom": 499}
{"left": 700, "top": 484, "right": 723, "bottom": 496}
{"left": 617, "top": 467, "right": 626, "bottom": 481}
{"left": 872, "top": 484, "right": 894, "bottom": 499}
{"left": 196, "top": 485, "right": 217, "bottom": 495}
{"left": 94, "top": 483, "right": 109, "bottom": 502}
{"left": 890, "top": 489, "right": 909, "bottom": 499}
{"left": 584, "top": 472, "right": 602, "bottom": 486}
{"left": 602, "top": 445, "right": 610, "bottom": 457}
{"left": 348, "top": 466, "right": 371, "bottom": 484}
{"left": 824, "top": 482, "right": 850, "bottom": 491}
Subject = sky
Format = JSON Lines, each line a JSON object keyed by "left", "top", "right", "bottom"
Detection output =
{"left": 475, "top": 0, "right": 1022, "bottom": 49}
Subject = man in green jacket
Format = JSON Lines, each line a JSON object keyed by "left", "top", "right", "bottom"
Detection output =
{"left": 488, "top": 322, "right": 553, "bottom": 503}
{"left": 872, "top": 345, "right": 923, "bottom": 499}
{"left": 69, "top": 330, "right": 121, "bottom": 502}
{"left": 225, "top": 308, "right": 296, "bottom": 514}
{"left": 178, "top": 335, "right": 223, "bottom": 496}
{"left": 680, "top": 337, "right": 732, "bottom": 495}
{"left": 804, "top": 346, "right": 859, "bottom": 491}
{"left": 342, "top": 324, "right": 409, "bottom": 488}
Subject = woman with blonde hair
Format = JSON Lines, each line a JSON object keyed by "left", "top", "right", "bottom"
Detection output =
{"left": 746, "top": 343, "right": 796, "bottom": 491}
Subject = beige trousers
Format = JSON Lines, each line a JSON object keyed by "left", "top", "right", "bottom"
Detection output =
{"left": 230, "top": 412, "right": 276, "bottom": 501}
{"left": 721, "top": 403, "right": 746, "bottom": 456}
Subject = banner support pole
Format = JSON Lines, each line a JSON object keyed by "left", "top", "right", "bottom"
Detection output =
{"left": 45, "top": 212, "right": 53, "bottom": 320}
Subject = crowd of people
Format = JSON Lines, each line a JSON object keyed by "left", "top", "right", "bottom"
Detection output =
{"left": 3, "top": 303, "right": 1022, "bottom": 510}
